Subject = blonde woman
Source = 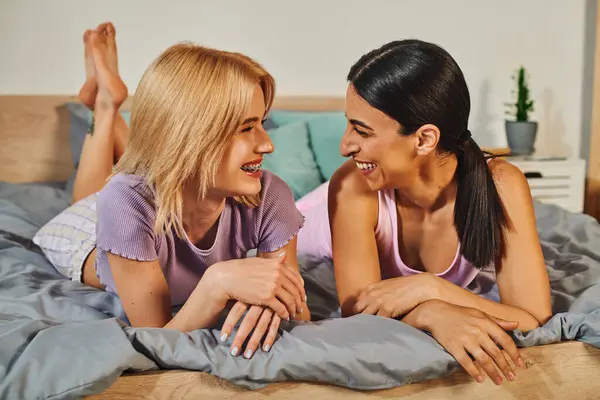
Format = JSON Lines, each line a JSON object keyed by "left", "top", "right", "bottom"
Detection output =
{"left": 33, "top": 23, "right": 309, "bottom": 359}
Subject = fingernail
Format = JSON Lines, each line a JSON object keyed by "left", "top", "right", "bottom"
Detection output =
{"left": 476, "top": 376, "right": 484, "bottom": 383}
{"left": 300, "top": 307, "right": 304, "bottom": 314}
{"left": 304, "top": 295, "right": 308, "bottom": 302}
{"left": 244, "top": 349, "right": 253, "bottom": 359}
{"left": 508, "top": 371, "right": 516, "bottom": 381}
{"left": 263, "top": 344, "right": 271, "bottom": 352}
{"left": 220, "top": 333, "right": 228, "bottom": 342}
{"left": 495, "top": 376, "right": 503, "bottom": 385}
{"left": 518, "top": 357, "right": 525, "bottom": 368}
{"left": 278, "top": 252, "right": 285, "bottom": 258}
{"left": 230, "top": 346, "right": 238, "bottom": 356}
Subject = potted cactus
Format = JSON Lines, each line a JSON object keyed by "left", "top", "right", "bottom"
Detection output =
{"left": 505, "top": 66, "right": 537, "bottom": 155}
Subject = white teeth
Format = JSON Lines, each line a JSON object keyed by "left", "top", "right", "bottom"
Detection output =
{"left": 241, "top": 163, "right": 261, "bottom": 172}
{"left": 355, "top": 161, "right": 376, "bottom": 171}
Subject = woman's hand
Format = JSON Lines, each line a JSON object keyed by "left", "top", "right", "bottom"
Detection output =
{"left": 219, "top": 301, "right": 281, "bottom": 358}
{"left": 407, "top": 299, "right": 525, "bottom": 385}
{"left": 211, "top": 255, "right": 306, "bottom": 321}
{"left": 353, "top": 273, "right": 440, "bottom": 317}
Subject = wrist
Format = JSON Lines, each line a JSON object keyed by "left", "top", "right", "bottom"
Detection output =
{"left": 196, "top": 265, "right": 229, "bottom": 306}
{"left": 405, "top": 299, "right": 444, "bottom": 331}
{"left": 418, "top": 273, "right": 443, "bottom": 302}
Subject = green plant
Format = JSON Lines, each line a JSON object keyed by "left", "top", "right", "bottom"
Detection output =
{"left": 505, "top": 66, "right": 534, "bottom": 122}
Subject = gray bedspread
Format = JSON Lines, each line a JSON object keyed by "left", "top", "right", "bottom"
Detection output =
{"left": 1, "top": 182, "right": 599, "bottom": 400}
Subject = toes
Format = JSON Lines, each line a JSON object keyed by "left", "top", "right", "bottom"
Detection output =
{"left": 88, "top": 30, "right": 100, "bottom": 47}
{"left": 83, "top": 30, "right": 92, "bottom": 43}
{"left": 104, "top": 22, "right": 116, "bottom": 37}
{"left": 96, "top": 22, "right": 116, "bottom": 37}
{"left": 96, "top": 22, "right": 109, "bottom": 32}
{"left": 89, "top": 30, "right": 106, "bottom": 48}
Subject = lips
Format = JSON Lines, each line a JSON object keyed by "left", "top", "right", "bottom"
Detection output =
{"left": 241, "top": 158, "right": 263, "bottom": 173}
{"left": 354, "top": 160, "right": 377, "bottom": 172}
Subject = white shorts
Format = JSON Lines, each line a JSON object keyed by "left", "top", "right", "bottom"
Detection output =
{"left": 33, "top": 194, "right": 98, "bottom": 282}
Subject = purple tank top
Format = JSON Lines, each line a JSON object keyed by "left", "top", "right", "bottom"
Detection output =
{"left": 95, "top": 170, "right": 304, "bottom": 306}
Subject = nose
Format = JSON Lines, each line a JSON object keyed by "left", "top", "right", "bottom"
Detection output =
{"left": 255, "top": 125, "right": 274, "bottom": 155}
{"left": 340, "top": 126, "right": 360, "bottom": 158}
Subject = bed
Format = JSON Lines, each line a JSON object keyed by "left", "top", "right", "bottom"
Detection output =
{"left": 1, "top": 95, "right": 600, "bottom": 400}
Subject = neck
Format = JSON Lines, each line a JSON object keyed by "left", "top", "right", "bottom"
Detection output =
{"left": 394, "top": 154, "right": 458, "bottom": 212}
{"left": 181, "top": 184, "right": 226, "bottom": 230}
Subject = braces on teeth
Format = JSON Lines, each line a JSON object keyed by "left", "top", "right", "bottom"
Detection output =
{"left": 242, "top": 164, "right": 261, "bottom": 172}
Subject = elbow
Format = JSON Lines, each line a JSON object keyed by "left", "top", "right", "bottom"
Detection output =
{"left": 340, "top": 301, "right": 357, "bottom": 318}
{"left": 536, "top": 309, "right": 552, "bottom": 327}
{"left": 532, "top": 302, "right": 553, "bottom": 327}
{"left": 519, "top": 309, "right": 552, "bottom": 332}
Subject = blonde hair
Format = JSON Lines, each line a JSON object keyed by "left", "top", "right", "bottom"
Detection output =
{"left": 114, "top": 43, "right": 275, "bottom": 238}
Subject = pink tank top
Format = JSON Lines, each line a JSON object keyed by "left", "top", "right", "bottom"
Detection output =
{"left": 374, "top": 189, "right": 479, "bottom": 287}
{"left": 296, "top": 182, "right": 480, "bottom": 288}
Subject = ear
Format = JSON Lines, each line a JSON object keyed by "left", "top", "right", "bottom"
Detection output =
{"left": 414, "top": 124, "right": 440, "bottom": 155}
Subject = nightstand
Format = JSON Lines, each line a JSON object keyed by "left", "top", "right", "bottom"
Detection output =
{"left": 505, "top": 157, "right": 586, "bottom": 213}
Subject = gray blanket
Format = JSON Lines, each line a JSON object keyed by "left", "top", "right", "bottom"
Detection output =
{"left": 1, "top": 182, "right": 599, "bottom": 400}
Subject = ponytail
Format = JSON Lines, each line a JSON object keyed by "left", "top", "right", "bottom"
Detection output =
{"left": 346, "top": 39, "right": 508, "bottom": 267}
{"left": 454, "top": 135, "right": 509, "bottom": 268}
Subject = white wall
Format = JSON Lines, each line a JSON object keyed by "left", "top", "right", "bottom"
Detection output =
{"left": 0, "top": 0, "right": 590, "bottom": 157}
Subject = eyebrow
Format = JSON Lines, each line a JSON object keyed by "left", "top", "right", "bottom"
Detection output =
{"left": 346, "top": 115, "right": 373, "bottom": 131}
{"left": 349, "top": 119, "right": 374, "bottom": 131}
{"left": 242, "top": 117, "right": 260, "bottom": 125}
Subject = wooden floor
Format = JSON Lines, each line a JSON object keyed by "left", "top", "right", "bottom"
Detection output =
{"left": 89, "top": 341, "right": 600, "bottom": 400}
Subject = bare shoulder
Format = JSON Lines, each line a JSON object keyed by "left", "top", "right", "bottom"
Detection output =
{"left": 488, "top": 157, "right": 532, "bottom": 200}
{"left": 328, "top": 159, "right": 378, "bottom": 225}
{"left": 329, "top": 160, "right": 377, "bottom": 201}
{"left": 487, "top": 158, "right": 536, "bottom": 231}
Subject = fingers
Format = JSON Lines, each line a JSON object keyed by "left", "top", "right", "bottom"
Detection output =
{"left": 220, "top": 302, "right": 247, "bottom": 343}
{"left": 275, "top": 287, "right": 297, "bottom": 318}
{"left": 262, "top": 314, "right": 281, "bottom": 352}
{"left": 452, "top": 348, "right": 485, "bottom": 383}
{"left": 491, "top": 316, "right": 519, "bottom": 332}
{"left": 244, "top": 308, "right": 273, "bottom": 358}
{"left": 279, "top": 275, "right": 304, "bottom": 316}
{"left": 481, "top": 336, "right": 516, "bottom": 382}
{"left": 229, "top": 306, "right": 262, "bottom": 357}
{"left": 266, "top": 298, "right": 291, "bottom": 321}
{"left": 466, "top": 344, "right": 503, "bottom": 385}
{"left": 488, "top": 323, "right": 525, "bottom": 368}
{"left": 276, "top": 261, "right": 307, "bottom": 304}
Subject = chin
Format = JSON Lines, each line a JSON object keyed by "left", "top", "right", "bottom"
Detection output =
{"left": 359, "top": 170, "right": 385, "bottom": 192}
{"left": 236, "top": 173, "right": 263, "bottom": 196}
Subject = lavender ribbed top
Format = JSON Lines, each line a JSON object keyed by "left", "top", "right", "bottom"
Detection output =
{"left": 94, "top": 170, "right": 304, "bottom": 306}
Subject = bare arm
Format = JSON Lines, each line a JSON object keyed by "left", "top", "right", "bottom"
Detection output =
{"left": 329, "top": 161, "right": 382, "bottom": 316}
{"left": 108, "top": 253, "right": 226, "bottom": 331}
{"left": 258, "top": 235, "right": 310, "bottom": 321}
{"left": 483, "top": 160, "right": 551, "bottom": 326}
{"left": 423, "top": 160, "right": 552, "bottom": 331}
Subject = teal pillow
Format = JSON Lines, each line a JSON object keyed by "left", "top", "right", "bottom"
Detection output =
{"left": 269, "top": 110, "right": 348, "bottom": 180}
{"left": 268, "top": 110, "right": 340, "bottom": 126}
{"left": 263, "top": 121, "right": 323, "bottom": 200}
{"left": 306, "top": 114, "right": 348, "bottom": 180}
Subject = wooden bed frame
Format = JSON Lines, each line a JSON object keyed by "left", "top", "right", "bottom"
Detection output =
{"left": 1, "top": 95, "right": 600, "bottom": 399}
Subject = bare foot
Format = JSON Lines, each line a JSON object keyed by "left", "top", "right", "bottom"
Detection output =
{"left": 78, "top": 30, "right": 98, "bottom": 109}
{"left": 96, "top": 22, "right": 119, "bottom": 74}
{"left": 89, "top": 30, "right": 128, "bottom": 112}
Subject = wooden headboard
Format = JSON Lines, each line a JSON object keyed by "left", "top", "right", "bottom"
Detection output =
{"left": 0, "top": 95, "right": 345, "bottom": 184}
